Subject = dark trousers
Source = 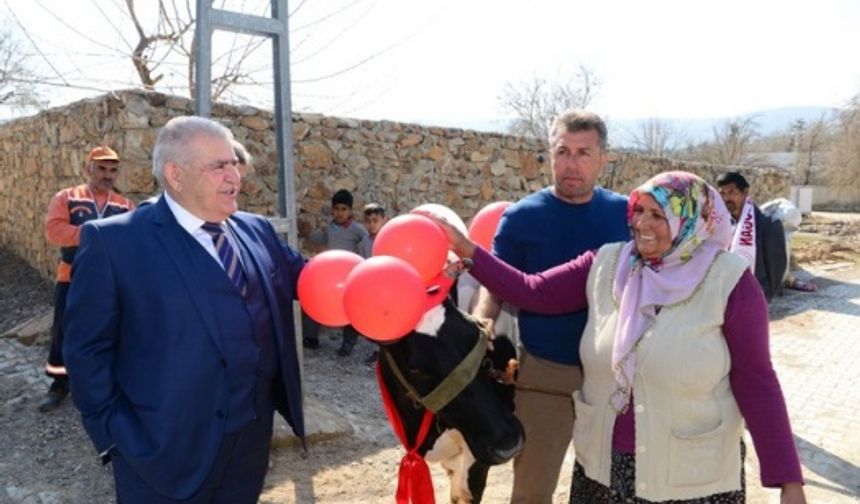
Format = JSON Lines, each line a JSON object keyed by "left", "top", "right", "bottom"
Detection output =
{"left": 113, "top": 416, "right": 273, "bottom": 504}
{"left": 342, "top": 325, "right": 359, "bottom": 346}
{"left": 46, "top": 282, "right": 70, "bottom": 387}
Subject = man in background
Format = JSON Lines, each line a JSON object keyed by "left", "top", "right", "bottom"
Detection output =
{"left": 717, "top": 171, "right": 787, "bottom": 302}
{"left": 471, "top": 109, "right": 629, "bottom": 503}
{"left": 39, "top": 146, "right": 134, "bottom": 412}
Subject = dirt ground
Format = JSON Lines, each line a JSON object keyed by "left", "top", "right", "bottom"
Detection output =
{"left": 792, "top": 213, "right": 860, "bottom": 265}
{"left": 1, "top": 212, "right": 858, "bottom": 504}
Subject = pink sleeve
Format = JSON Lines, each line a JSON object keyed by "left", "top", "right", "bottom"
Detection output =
{"left": 723, "top": 270, "right": 803, "bottom": 487}
{"left": 468, "top": 246, "right": 595, "bottom": 314}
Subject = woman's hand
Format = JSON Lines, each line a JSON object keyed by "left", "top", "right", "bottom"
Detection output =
{"left": 780, "top": 482, "right": 806, "bottom": 504}
{"left": 415, "top": 211, "right": 477, "bottom": 259}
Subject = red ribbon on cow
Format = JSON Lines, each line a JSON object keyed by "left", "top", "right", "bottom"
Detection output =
{"left": 376, "top": 362, "right": 436, "bottom": 504}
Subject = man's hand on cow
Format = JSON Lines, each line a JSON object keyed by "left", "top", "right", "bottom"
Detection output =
{"left": 501, "top": 358, "right": 518, "bottom": 385}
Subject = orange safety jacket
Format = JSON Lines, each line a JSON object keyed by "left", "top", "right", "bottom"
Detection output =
{"left": 44, "top": 184, "right": 135, "bottom": 282}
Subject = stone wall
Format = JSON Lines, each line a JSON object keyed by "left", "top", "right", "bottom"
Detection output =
{"left": 607, "top": 153, "right": 790, "bottom": 203}
{"left": 0, "top": 90, "right": 790, "bottom": 280}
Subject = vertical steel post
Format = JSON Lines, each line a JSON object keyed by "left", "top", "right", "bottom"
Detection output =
{"left": 192, "top": 0, "right": 304, "bottom": 387}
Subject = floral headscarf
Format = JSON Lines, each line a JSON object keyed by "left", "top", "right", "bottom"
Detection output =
{"left": 609, "top": 171, "right": 732, "bottom": 413}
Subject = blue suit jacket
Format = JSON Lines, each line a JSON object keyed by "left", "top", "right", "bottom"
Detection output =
{"left": 63, "top": 196, "right": 305, "bottom": 499}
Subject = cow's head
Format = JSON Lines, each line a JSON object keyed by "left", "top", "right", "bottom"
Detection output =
{"left": 379, "top": 297, "right": 524, "bottom": 466}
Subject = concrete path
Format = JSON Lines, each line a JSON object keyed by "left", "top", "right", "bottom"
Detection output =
{"left": 743, "top": 263, "right": 860, "bottom": 503}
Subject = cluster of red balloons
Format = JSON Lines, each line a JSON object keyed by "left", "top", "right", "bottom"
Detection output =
{"left": 297, "top": 201, "right": 511, "bottom": 342}
{"left": 468, "top": 201, "right": 512, "bottom": 250}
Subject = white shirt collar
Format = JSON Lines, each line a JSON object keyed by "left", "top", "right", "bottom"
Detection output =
{"left": 163, "top": 191, "right": 222, "bottom": 233}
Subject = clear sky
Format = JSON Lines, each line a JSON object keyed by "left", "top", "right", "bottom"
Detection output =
{"left": 2, "top": 0, "right": 859, "bottom": 127}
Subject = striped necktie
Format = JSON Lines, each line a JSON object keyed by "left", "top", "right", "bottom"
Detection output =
{"left": 201, "top": 222, "right": 248, "bottom": 297}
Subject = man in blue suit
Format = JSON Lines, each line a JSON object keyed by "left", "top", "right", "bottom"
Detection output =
{"left": 63, "top": 116, "right": 306, "bottom": 503}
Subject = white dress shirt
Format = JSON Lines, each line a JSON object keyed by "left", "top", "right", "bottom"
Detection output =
{"left": 163, "top": 192, "right": 243, "bottom": 271}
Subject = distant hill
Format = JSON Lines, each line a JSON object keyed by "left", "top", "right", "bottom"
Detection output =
{"left": 608, "top": 106, "right": 838, "bottom": 148}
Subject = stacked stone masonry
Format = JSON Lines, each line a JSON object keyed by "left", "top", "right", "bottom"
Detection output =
{"left": 0, "top": 90, "right": 790, "bottom": 280}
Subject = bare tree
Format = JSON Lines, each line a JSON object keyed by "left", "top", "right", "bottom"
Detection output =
{"left": 6, "top": 0, "right": 386, "bottom": 109}
{"left": 498, "top": 65, "right": 599, "bottom": 140}
{"left": 793, "top": 116, "right": 830, "bottom": 186}
{"left": 631, "top": 118, "right": 682, "bottom": 157}
{"left": 121, "top": 0, "right": 388, "bottom": 102}
{"left": 787, "top": 118, "right": 806, "bottom": 151}
{"left": 125, "top": 0, "right": 190, "bottom": 91}
{"left": 122, "top": 0, "right": 272, "bottom": 100}
{"left": 710, "top": 117, "right": 759, "bottom": 165}
{"left": 828, "top": 93, "right": 860, "bottom": 204}
{"left": 0, "top": 28, "right": 44, "bottom": 109}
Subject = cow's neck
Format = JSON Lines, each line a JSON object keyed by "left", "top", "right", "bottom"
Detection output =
{"left": 379, "top": 345, "right": 445, "bottom": 454}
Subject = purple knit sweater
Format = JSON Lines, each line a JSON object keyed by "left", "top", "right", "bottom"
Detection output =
{"left": 470, "top": 246, "right": 803, "bottom": 487}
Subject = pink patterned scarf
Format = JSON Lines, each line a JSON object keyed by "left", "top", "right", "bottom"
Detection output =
{"left": 610, "top": 171, "right": 732, "bottom": 413}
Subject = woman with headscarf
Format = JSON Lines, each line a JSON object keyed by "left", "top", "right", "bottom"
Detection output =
{"left": 433, "top": 171, "right": 805, "bottom": 503}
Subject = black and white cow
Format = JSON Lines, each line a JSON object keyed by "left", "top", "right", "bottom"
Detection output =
{"left": 378, "top": 297, "right": 524, "bottom": 503}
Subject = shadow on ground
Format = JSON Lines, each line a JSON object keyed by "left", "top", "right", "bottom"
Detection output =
{"left": 795, "top": 435, "right": 860, "bottom": 499}
{"left": 770, "top": 265, "right": 860, "bottom": 321}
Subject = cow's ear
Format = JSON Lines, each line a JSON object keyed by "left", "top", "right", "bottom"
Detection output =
{"left": 414, "top": 304, "right": 446, "bottom": 337}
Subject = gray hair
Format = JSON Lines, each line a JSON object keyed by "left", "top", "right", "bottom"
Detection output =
{"left": 152, "top": 116, "right": 235, "bottom": 185}
{"left": 548, "top": 109, "right": 608, "bottom": 151}
{"left": 232, "top": 140, "right": 252, "bottom": 168}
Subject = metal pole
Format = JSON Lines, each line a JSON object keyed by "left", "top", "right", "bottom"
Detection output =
{"left": 192, "top": 1, "right": 304, "bottom": 383}
{"left": 272, "top": 0, "right": 297, "bottom": 242}
{"left": 193, "top": 0, "right": 212, "bottom": 117}
{"left": 192, "top": 1, "right": 297, "bottom": 248}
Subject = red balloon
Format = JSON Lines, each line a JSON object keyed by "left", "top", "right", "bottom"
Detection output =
{"left": 372, "top": 214, "right": 449, "bottom": 282}
{"left": 410, "top": 203, "right": 468, "bottom": 236}
{"left": 297, "top": 250, "right": 364, "bottom": 326}
{"left": 468, "top": 201, "right": 513, "bottom": 251}
{"left": 343, "top": 256, "right": 426, "bottom": 342}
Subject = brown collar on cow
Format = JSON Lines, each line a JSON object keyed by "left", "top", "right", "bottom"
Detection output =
{"left": 382, "top": 326, "right": 490, "bottom": 413}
